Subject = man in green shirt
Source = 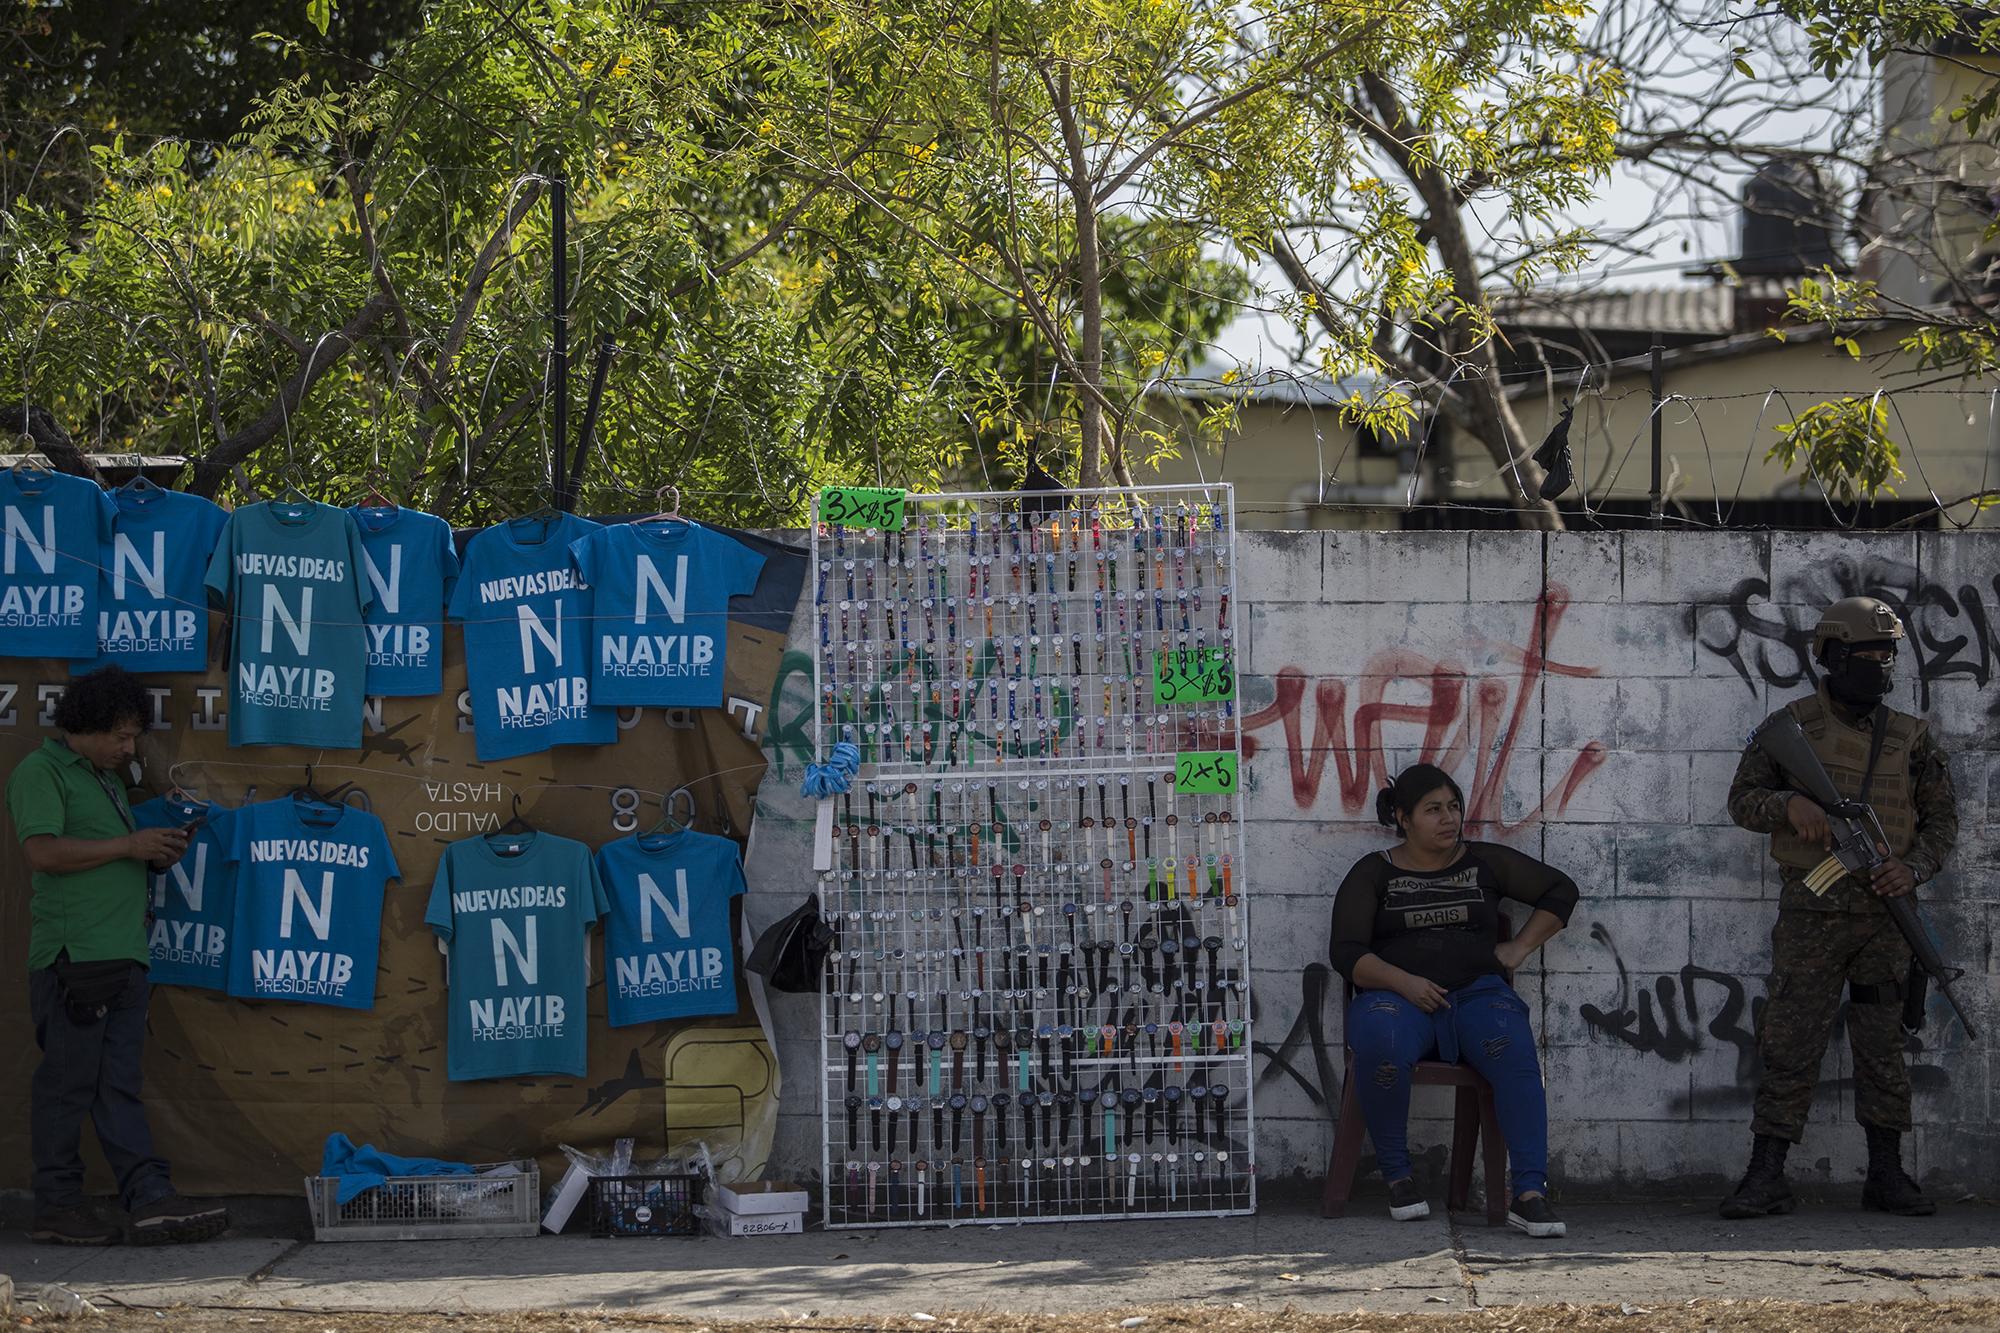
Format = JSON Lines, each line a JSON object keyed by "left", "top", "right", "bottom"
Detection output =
{"left": 7, "top": 666, "right": 230, "bottom": 1245}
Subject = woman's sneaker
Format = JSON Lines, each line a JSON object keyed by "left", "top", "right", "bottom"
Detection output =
{"left": 1387, "top": 1176, "right": 1430, "bottom": 1221}
{"left": 1507, "top": 1193, "right": 1566, "bottom": 1238}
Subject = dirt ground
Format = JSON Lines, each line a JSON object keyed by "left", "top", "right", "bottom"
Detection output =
{"left": 24, "top": 1301, "right": 2000, "bottom": 1332}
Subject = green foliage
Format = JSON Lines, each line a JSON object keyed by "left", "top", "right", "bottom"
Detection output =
{"left": 1768, "top": 395, "right": 1905, "bottom": 503}
{"left": 0, "top": 0, "right": 423, "bottom": 192}
{"left": 1, "top": 0, "right": 1626, "bottom": 520}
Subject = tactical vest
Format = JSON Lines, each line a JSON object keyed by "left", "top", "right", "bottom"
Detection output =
{"left": 1769, "top": 687, "right": 1922, "bottom": 872}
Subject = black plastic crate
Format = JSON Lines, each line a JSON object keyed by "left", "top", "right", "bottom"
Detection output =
{"left": 587, "top": 1172, "right": 702, "bottom": 1237}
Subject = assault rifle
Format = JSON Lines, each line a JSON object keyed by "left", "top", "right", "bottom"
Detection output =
{"left": 1750, "top": 711, "right": 1978, "bottom": 1040}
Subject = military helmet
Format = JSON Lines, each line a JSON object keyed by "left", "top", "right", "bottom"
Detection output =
{"left": 1812, "top": 596, "right": 1904, "bottom": 660}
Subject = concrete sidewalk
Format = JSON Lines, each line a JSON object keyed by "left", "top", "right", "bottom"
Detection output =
{"left": 3, "top": 1199, "right": 1998, "bottom": 1318}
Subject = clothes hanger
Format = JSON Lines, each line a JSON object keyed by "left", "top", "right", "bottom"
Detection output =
{"left": 636, "top": 483, "right": 685, "bottom": 527}
{"left": 356, "top": 465, "right": 395, "bottom": 511}
{"left": 507, "top": 501, "right": 564, "bottom": 545}
{"left": 290, "top": 764, "right": 335, "bottom": 805}
{"left": 638, "top": 788, "right": 694, "bottom": 849}
{"left": 498, "top": 793, "right": 534, "bottom": 835}
{"left": 487, "top": 793, "right": 536, "bottom": 856}
{"left": 9, "top": 454, "right": 52, "bottom": 488}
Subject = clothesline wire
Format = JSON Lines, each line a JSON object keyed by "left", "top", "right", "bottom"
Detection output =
{"left": 162, "top": 758, "right": 777, "bottom": 814}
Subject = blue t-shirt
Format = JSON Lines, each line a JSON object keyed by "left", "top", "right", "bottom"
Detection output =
{"left": 224, "top": 797, "right": 400, "bottom": 1010}
{"left": 0, "top": 467, "right": 115, "bottom": 658}
{"left": 425, "top": 831, "right": 607, "bottom": 1080}
{"left": 448, "top": 513, "right": 615, "bottom": 761}
{"left": 596, "top": 829, "right": 745, "bottom": 1026}
{"left": 569, "top": 521, "right": 766, "bottom": 707}
{"left": 132, "top": 795, "right": 237, "bottom": 990}
{"left": 84, "top": 487, "right": 228, "bottom": 674}
{"left": 203, "top": 501, "right": 373, "bottom": 748}
{"left": 350, "top": 505, "right": 460, "bottom": 698}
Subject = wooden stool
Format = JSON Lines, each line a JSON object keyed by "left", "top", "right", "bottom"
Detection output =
{"left": 1321, "top": 1051, "right": 1507, "bottom": 1224}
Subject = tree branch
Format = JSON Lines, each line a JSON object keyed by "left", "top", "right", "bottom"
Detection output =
{"left": 190, "top": 293, "right": 395, "bottom": 498}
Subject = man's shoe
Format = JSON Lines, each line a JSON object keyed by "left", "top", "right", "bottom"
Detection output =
{"left": 1861, "top": 1124, "right": 1936, "bottom": 1217}
{"left": 1386, "top": 1175, "right": 1430, "bottom": 1222}
{"left": 1719, "top": 1133, "right": 1796, "bottom": 1219}
{"left": 128, "top": 1194, "right": 230, "bottom": 1245}
{"left": 31, "top": 1203, "right": 121, "bottom": 1246}
{"left": 1506, "top": 1193, "right": 1566, "bottom": 1238}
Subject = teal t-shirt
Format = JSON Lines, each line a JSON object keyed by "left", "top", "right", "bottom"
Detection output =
{"left": 425, "top": 831, "right": 607, "bottom": 1081}
{"left": 203, "top": 501, "right": 373, "bottom": 748}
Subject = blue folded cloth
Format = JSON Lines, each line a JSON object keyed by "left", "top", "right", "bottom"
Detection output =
{"left": 321, "top": 1132, "right": 476, "bottom": 1205}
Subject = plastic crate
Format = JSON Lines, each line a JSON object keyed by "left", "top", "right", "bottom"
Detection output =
{"left": 304, "top": 1161, "right": 540, "bottom": 1241}
{"left": 588, "top": 1172, "right": 703, "bottom": 1237}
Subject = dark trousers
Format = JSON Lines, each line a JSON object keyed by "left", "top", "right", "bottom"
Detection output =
{"left": 1752, "top": 908, "right": 1914, "bottom": 1142}
{"left": 29, "top": 963, "right": 173, "bottom": 1212}
{"left": 1346, "top": 973, "right": 1551, "bottom": 1197}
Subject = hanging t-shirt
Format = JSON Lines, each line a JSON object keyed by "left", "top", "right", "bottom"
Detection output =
{"left": 83, "top": 487, "right": 228, "bottom": 674}
{"left": 224, "top": 796, "right": 400, "bottom": 1010}
{"left": 349, "top": 505, "right": 460, "bottom": 698}
{"left": 204, "top": 501, "right": 373, "bottom": 748}
{"left": 568, "top": 521, "right": 766, "bottom": 708}
{"left": 425, "top": 831, "right": 607, "bottom": 1081}
{"left": 0, "top": 466, "right": 115, "bottom": 659}
{"left": 131, "top": 794, "right": 237, "bottom": 990}
{"left": 448, "top": 512, "right": 615, "bottom": 761}
{"left": 596, "top": 829, "right": 745, "bottom": 1026}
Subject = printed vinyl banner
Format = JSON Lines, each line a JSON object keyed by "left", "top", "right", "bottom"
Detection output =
{"left": 0, "top": 525, "right": 805, "bottom": 1194}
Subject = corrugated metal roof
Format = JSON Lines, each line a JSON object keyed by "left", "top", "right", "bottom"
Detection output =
{"left": 1494, "top": 285, "right": 1735, "bottom": 336}
{"left": 1149, "top": 358, "right": 1379, "bottom": 408}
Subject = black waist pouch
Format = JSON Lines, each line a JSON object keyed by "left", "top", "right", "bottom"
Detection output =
{"left": 54, "top": 955, "right": 136, "bottom": 1023}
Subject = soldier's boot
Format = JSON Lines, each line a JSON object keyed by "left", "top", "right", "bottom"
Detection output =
{"left": 1860, "top": 1124, "right": 1935, "bottom": 1217}
{"left": 1719, "top": 1134, "right": 1796, "bottom": 1219}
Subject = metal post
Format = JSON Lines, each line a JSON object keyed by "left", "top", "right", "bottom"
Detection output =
{"left": 550, "top": 172, "right": 570, "bottom": 512}
{"left": 1648, "top": 335, "right": 1664, "bottom": 528}
{"left": 570, "top": 336, "right": 616, "bottom": 504}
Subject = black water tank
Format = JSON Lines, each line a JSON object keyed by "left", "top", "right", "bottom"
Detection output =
{"left": 1738, "top": 160, "right": 1842, "bottom": 276}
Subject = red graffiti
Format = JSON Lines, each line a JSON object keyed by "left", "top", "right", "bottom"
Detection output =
{"left": 1240, "top": 587, "right": 1607, "bottom": 833}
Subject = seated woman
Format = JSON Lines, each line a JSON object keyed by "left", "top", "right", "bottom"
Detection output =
{"left": 1328, "top": 763, "right": 1579, "bottom": 1238}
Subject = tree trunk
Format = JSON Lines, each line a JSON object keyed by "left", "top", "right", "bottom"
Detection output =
{"left": 1056, "top": 69, "right": 1105, "bottom": 491}
{"left": 1357, "top": 73, "right": 1562, "bottom": 529}
{"left": 1, "top": 404, "right": 101, "bottom": 481}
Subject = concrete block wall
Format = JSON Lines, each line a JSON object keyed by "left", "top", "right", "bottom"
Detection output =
{"left": 743, "top": 528, "right": 2000, "bottom": 1197}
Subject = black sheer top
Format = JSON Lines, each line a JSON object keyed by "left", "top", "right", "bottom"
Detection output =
{"left": 1327, "top": 841, "right": 1579, "bottom": 990}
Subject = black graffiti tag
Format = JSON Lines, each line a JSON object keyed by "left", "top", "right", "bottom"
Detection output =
{"left": 1697, "top": 558, "right": 2000, "bottom": 716}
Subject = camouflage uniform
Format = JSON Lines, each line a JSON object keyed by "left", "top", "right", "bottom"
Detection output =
{"left": 1727, "top": 683, "right": 1959, "bottom": 1142}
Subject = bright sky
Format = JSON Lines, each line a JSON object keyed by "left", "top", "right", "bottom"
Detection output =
{"left": 1209, "top": 2, "right": 1870, "bottom": 374}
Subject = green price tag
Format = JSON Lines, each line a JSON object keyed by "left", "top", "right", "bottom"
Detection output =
{"left": 1173, "top": 751, "right": 1239, "bottom": 794}
{"left": 1153, "top": 647, "right": 1236, "bottom": 703}
{"left": 819, "top": 486, "right": 908, "bottom": 531}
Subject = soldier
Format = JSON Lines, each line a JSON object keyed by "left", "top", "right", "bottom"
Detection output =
{"left": 1719, "top": 596, "right": 1958, "bottom": 1219}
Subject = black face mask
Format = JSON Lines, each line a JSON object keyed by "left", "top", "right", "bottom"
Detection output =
{"left": 1825, "top": 650, "right": 1894, "bottom": 707}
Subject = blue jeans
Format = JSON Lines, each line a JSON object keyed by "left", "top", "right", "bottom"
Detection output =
{"left": 29, "top": 963, "right": 174, "bottom": 1212}
{"left": 1345, "top": 973, "right": 1549, "bottom": 1198}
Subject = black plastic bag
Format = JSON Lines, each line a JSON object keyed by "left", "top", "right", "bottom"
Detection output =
{"left": 745, "top": 894, "right": 834, "bottom": 994}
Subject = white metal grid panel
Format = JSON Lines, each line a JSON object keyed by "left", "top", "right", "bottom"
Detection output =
{"left": 810, "top": 485, "right": 1254, "bottom": 1227}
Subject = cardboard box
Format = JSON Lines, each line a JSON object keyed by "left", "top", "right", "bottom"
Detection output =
{"left": 541, "top": 1161, "right": 593, "bottom": 1233}
{"left": 715, "top": 1180, "right": 810, "bottom": 1216}
{"left": 709, "top": 1205, "right": 803, "bottom": 1237}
